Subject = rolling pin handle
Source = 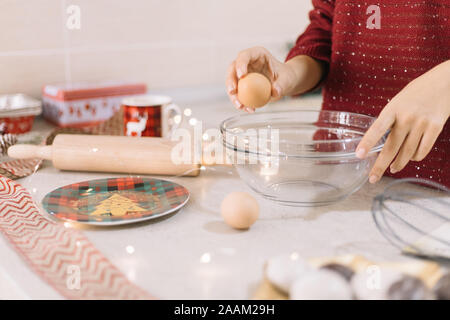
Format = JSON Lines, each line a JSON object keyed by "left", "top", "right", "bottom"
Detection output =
{"left": 7, "top": 144, "right": 53, "bottom": 160}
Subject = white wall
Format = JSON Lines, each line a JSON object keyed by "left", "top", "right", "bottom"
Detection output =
{"left": 0, "top": 0, "right": 313, "bottom": 97}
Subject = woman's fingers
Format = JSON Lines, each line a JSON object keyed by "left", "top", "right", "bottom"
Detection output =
{"left": 356, "top": 110, "right": 395, "bottom": 159}
{"left": 390, "top": 119, "right": 443, "bottom": 171}
{"left": 362, "top": 111, "right": 443, "bottom": 182}
{"left": 271, "top": 70, "right": 291, "bottom": 99}
{"left": 235, "top": 47, "right": 273, "bottom": 80}
{"left": 235, "top": 51, "right": 251, "bottom": 79}
{"left": 271, "top": 83, "right": 282, "bottom": 99}
{"left": 389, "top": 128, "right": 424, "bottom": 173}
{"left": 226, "top": 61, "right": 243, "bottom": 109}
{"left": 369, "top": 126, "right": 408, "bottom": 183}
{"left": 227, "top": 47, "right": 278, "bottom": 113}
{"left": 230, "top": 94, "right": 243, "bottom": 110}
{"left": 412, "top": 123, "right": 443, "bottom": 161}
{"left": 226, "top": 61, "right": 238, "bottom": 95}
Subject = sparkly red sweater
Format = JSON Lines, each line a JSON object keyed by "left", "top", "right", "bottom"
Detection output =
{"left": 287, "top": 0, "right": 450, "bottom": 187}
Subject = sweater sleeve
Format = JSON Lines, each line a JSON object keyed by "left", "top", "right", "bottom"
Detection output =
{"left": 286, "top": 0, "right": 335, "bottom": 70}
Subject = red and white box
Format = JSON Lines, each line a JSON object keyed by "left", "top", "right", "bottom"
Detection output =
{"left": 42, "top": 81, "right": 147, "bottom": 127}
{"left": 0, "top": 94, "right": 42, "bottom": 134}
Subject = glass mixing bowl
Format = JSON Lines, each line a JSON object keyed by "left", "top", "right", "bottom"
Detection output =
{"left": 220, "top": 110, "right": 386, "bottom": 206}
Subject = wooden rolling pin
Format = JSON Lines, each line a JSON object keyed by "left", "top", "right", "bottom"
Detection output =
{"left": 8, "top": 134, "right": 203, "bottom": 177}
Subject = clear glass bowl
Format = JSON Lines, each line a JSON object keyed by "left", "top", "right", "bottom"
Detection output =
{"left": 220, "top": 110, "right": 386, "bottom": 206}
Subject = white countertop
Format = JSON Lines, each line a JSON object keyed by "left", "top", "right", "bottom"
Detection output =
{"left": 0, "top": 91, "right": 445, "bottom": 299}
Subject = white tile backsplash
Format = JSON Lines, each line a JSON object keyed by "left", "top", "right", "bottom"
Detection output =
{"left": 0, "top": 0, "right": 64, "bottom": 52}
{"left": 0, "top": 0, "right": 313, "bottom": 97}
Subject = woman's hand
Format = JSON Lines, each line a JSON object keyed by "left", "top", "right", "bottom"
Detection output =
{"left": 356, "top": 60, "right": 450, "bottom": 183}
{"left": 226, "top": 47, "right": 324, "bottom": 112}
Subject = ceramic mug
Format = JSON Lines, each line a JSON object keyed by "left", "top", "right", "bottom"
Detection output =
{"left": 122, "top": 95, "right": 181, "bottom": 137}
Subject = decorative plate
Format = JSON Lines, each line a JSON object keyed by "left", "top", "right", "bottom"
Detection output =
{"left": 41, "top": 177, "right": 189, "bottom": 226}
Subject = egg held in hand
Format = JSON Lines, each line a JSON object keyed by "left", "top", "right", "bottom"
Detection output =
{"left": 237, "top": 73, "right": 272, "bottom": 108}
{"left": 221, "top": 192, "right": 259, "bottom": 229}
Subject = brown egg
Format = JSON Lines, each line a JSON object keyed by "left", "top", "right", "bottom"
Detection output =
{"left": 221, "top": 192, "right": 259, "bottom": 229}
{"left": 237, "top": 73, "right": 271, "bottom": 108}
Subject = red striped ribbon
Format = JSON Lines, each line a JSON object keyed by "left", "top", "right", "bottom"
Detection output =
{"left": 0, "top": 176, "right": 153, "bottom": 299}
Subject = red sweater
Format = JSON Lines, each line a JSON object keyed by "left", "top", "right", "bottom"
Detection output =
{"left": 287, "top": 0, "right": 450, "bottom": 187}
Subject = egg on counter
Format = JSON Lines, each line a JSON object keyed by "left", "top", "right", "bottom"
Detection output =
{"left": 221, "top": 192, "right": 259, "bottom": 229}
{"left": 289, "top": 269, "right": 353, "bottom": 300}
{"left": 265, "top": 254, "right": 311, "bottom": 294}
{"left": 237, "top": 73, "right": 272, "bottom": 108}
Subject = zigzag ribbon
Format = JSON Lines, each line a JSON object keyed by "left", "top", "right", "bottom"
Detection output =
{"left": 0, "top": 176, "right": 153, "bottom": 299}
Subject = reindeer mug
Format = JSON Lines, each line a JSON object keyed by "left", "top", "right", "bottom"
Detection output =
{"left": 122, "top": 95, "right": 181, "bottom": 137}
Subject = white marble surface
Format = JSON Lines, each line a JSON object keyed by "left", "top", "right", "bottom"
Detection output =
{"left": 0, "top": 91, "right": 446, "bottom": 299}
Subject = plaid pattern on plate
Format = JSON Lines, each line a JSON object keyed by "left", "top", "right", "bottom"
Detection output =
{"left": 42, "top": 177, "right": 189, "bottom": 225}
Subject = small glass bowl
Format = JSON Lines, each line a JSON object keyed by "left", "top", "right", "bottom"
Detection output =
{"left": 220, "top": 110, "right": 386, "bottom": 206}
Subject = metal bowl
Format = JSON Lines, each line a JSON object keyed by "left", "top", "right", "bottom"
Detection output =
{"left": 220, "top": 110, "right": 386, "bottom": 206}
